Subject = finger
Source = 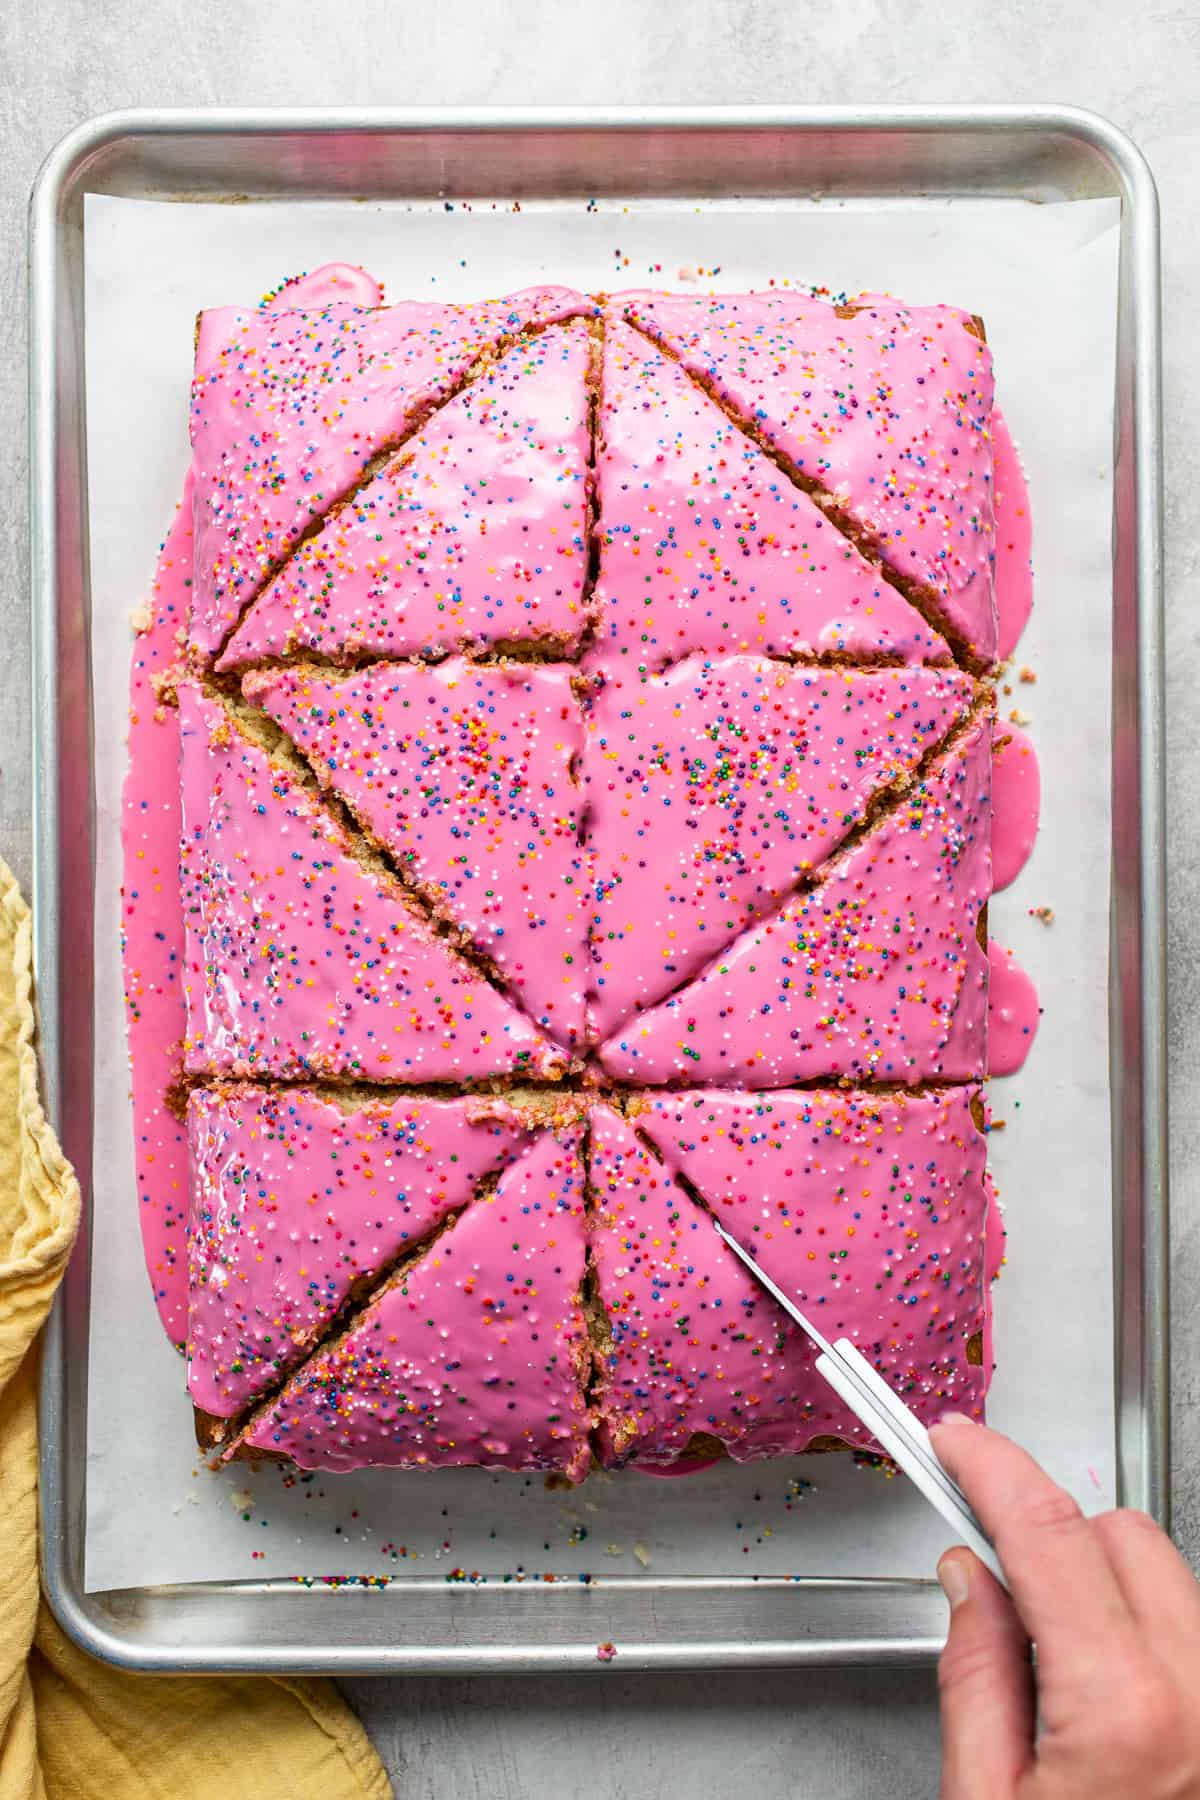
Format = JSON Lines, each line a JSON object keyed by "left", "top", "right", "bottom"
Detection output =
{"left": 937, "top": 1549, "right": 1034, "bottom": 1799}
{"left": 930, "top": 1419, "right": 1142, "bottom": 1708}
{"left": 1092, "top": 1509, "right": 1200, "bottom": 1658}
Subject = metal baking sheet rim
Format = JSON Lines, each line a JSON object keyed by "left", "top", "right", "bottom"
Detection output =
{"left": 29, "top": 105, "right": 1166, "bottom": 1675}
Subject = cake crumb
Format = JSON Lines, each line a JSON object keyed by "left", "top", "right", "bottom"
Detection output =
{"left": 633, "top": 1542, "right": 651, "bottom": 1568}
{"left": 596, "top": 1641, "right": 618, "bottom": 1662}
{"left": 230, "top": 1488, "right": 255, "bottom": 1512}
{"left": 1029, "top": 906, "right": 1055, "bottom": 925}
{"left": 129, "top": 603, "right": 152, "bottom": 632}
{"left": 1008, "top": 707, "right": 1032, "bottom": 726}
{"left": 1018, "top": 667, "right": 1037, "bottom": 684}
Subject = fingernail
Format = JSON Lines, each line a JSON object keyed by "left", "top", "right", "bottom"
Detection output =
{"left": 938, "top": 1554, "right": 971, "bottom": 1611}
{"left": 937, "top": 1411, "right": 977, "bottom": 1429}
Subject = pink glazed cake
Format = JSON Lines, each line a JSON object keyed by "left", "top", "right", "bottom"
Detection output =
{"left": 122, "top": 269, "right": 1040, "bottom": 1478}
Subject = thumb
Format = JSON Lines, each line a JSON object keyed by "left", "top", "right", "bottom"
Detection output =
{"left": 937, "top": 1550, "right": 1035, "bottom": 1800}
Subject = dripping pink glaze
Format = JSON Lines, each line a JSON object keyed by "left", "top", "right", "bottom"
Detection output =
{"left": 189, "top": 284, "right": 593, "bottom": 658}
{"left": 242, "top": 658, "right": 589, "bottom": 1050}
{"left": 599, "top": 714, "right": 993, "bottom": 1088}
{"left": 591, "top": 322, "right": 952, "bottom": 670}
{"left": 586, "top": 658, "right": 976, "bottom": 1038}
{"left": 187, "top": 1085, "right": 527, "bottom": 1419}
{"left": 992, "top": 409, "right": 1034, "bottom": 662}
{"left": 991, "top": 723, "right": 1041, "bottom": 891}
{"left": 122, "top": 480, "right": 194, "bottom": 1348}
{"left": 177, "top": 682, "right": 563, "bottom": 1081}
{"left": 271, "top": 264, "right": 384, "bottom": 309}
{"left": 982, "top": 1168, "right": 1006, "bottom": 1383}
{"left": 242, "top": 1125, "right": 593, "bottom": 1477}
{"left": 986, "top": 939, "right": 1041, "bottom": 1076}
{"left": 615, "top": 291, "right": 997, "bottom": 665}
{"left": 590, "top": 1096, "right": 989, "bottom": 1469}
{"left": 219, "top": 321, "right": 594, "bottom": 670}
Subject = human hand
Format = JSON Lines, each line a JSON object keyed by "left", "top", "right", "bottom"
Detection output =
{"left": 930, "top": 1415, "right": 1200, "bottom": 1799}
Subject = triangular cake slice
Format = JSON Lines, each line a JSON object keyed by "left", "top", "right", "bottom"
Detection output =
{"left": 598, "top": 711, "right": 992, "bottom": 1086}
{"left": 239, "top": 1124, "right": 592, "bottom": 1477}
{"left": 586, "top": 659, "right": 976, "bottom": 1037}
{"left": 616, "top": 291, "right": 997, "bottom": 666}
{"left": 189, "top": 287, "right": 591, "bottom": 658}
{"left": 219, "top": 320, "right": 595, "bottom": 669}
{"left": 589, "top": 1104, "right": 833, "bottom": 1467}
{"left": 640, "top": 1087, "right": 991, "bottom": 1430}
{"left": 178, "top": 683, "right": 564, "bottom": 1081}
{"left": 592, "top": 321, "right": 952, "bottom": 669}
{"left": 243, "top": 659, "right": 589, "bottom": 1051}
{"left": 188, "top": 1085, "right": 528, "bottom": 1435}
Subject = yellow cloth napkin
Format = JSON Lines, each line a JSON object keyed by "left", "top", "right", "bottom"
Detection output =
{"left": 0, "top": 860, "right": 392, "bottom": 1800}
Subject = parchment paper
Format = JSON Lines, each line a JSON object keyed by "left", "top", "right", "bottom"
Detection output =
{"left": 84, "top": 191, "right": 1119, "bottom": 1593}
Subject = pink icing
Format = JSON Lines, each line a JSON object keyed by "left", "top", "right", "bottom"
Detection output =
{"left": 992, "top": 409, "right": 1034, "bottom": 662}
{"left": 177, "top": 682, "right": 563, "bottom": 1081}
{"left": 242, "top": 659, "right": 588, "bottom": 1051}
{"left": 242, "top": 1125, "right": 592, "bottom": 1477}
{"left": 616, "top": 290, "right": 997, "bottom": 665}
{"left": 187, "top": 1085, "right": 526, "bottom": 1419}
{"left": 120, "top": 277, "right": 1018, "bottom": 1479}
{"left": 271, "top": 265, "right": 384, "bottom": 310}
{"left": 986, "top": 940, "right": 1041, "bottom": 1076}
{"left": 586, "top": 659, "right": 976, "bottom": 1037}
{"left": 592, "top": 322, "right": 951, "bottom": 669}
{"left": 219, "top": 321, "right": 594, "bottom": 669}
{"left": 599, "top": 714, "right": 992, "bottom": 1087}
{"left": 642, "top": 1087, "right": 991, "bottom": 1426}
{"left": 991, "top": 723, "right": 1040, "bottom": 891}
{"left": 982, "top": 1166, "right": 1006, "bottom": 1381}
{"left": 590, "top": 1097, "right": 989, "bottom": 1468}
{"left": 189, "top": 285, "right": 592, "bottom": 658}
{"left": 122, "top": 482, "right": 194, "bottom": 1348}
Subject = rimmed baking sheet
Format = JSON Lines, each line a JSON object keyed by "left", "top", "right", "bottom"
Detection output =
{"left": 32, "top": 109, "right": 1163, "bottom": 1670}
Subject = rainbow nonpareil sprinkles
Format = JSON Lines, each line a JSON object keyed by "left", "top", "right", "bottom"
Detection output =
{"left": 120, "top": 265, "right": 1040, "bottom": 1477}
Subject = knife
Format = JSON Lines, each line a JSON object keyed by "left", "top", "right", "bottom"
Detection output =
{"left": 711, "top": 1216, "right": 1008, "bottom": 1592}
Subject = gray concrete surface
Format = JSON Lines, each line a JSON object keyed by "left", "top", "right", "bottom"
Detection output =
{"left": 3, "top": 2, "right": 1197, "bottom": 1793}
